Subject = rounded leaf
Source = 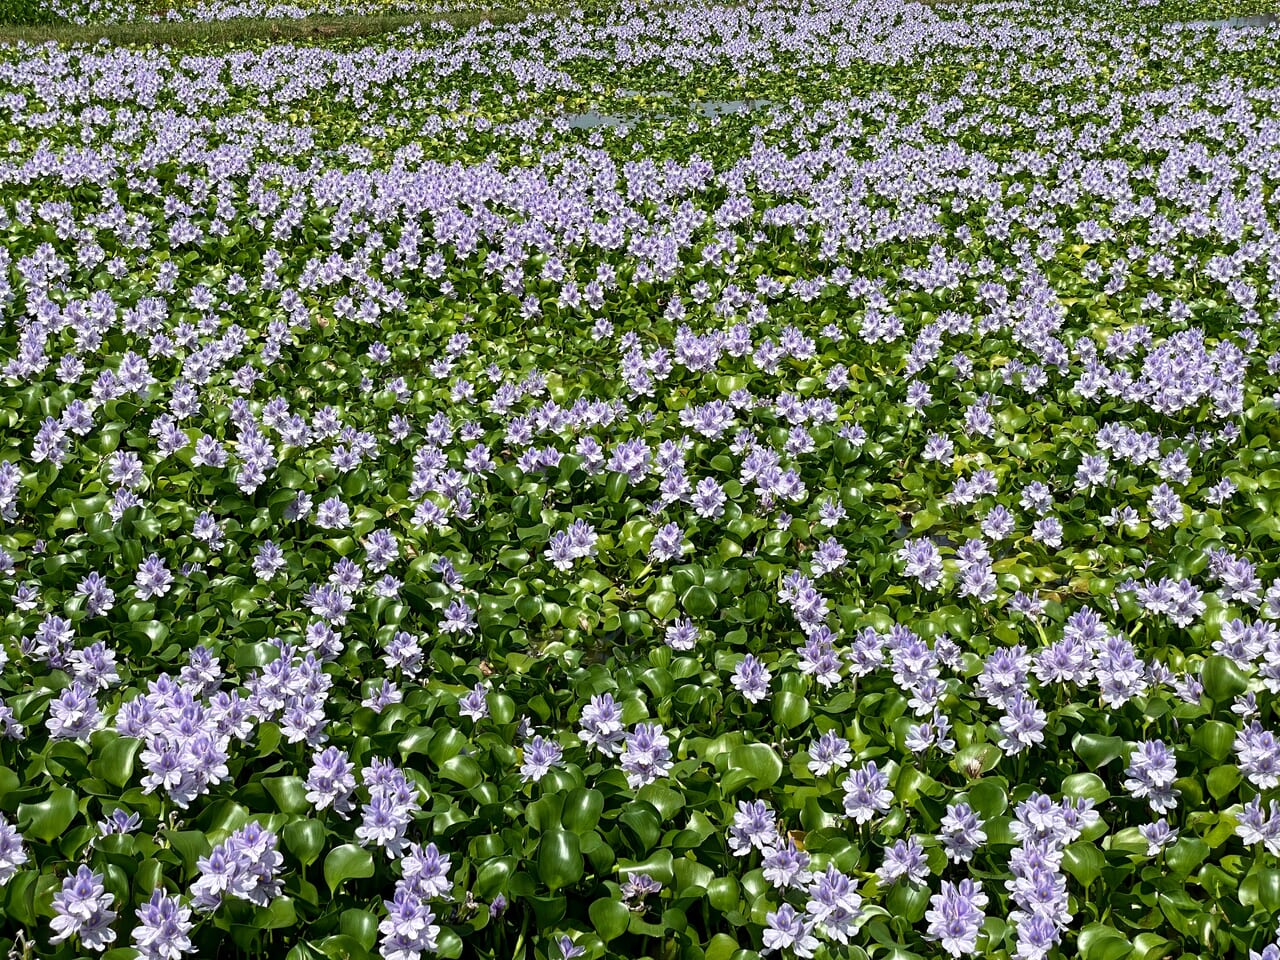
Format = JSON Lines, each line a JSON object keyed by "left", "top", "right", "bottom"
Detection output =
{"left": 589, "top": 898, "right": 630, "bottom": 942}
{"left": 538, "top": 828, "right": 584, "bottom": 891}
{"left": 324, "top": 844, "right": 374, "bottom": 894}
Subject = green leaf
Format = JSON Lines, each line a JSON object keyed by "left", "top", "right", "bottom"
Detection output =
{"left": 538, "top": 828, "right": 584, "bottom": 891}
{"left": 261, "top": 896, "right": 297, "bottom": 930}
{"left": 619, "top": 849, "right": 674, "bottom": 885}
{"left": 1165, "top": 837, "right": 1209, "bottom": 878}
{"left": 166, "top": 830, "right": 212, "bottom": 874}
{"left": 589, "top": 898, "right": 630, "bottom": 941}
{"left": 1206, "top": 765, "right": 1241, "bottom": 801}
{"left": 1078, "top": 923, "right": 1133, "bottom": 960}
{"left": 17, "top": 787, "right": 77, "bottom": 843}
{"left": 704, "top": 934, "right": 741, "bottom": 960}
{"left": 952, "top": 743, "right": 1002, "bottom": 778}
{"left": 1201, "top": 656, "right": 1248, "bottom": 702}
{"left": 1191, "top": 721, "right": 1235, "bottom": 762}
{"left": 91, "top": 737, "right": 142, "bottom": 788}
{"left": 682, "top": 585, "right": 717, "bottom": 617}
{"left": 473, "top": 857, "right": 516, "bottom": 899}
{"left": 1073, "top": 733, "right": 1126, "bottom": 770}
{"left": 1062, "top": 841, "right": 1104, "bottom": 888}
{"left": 340, "top": 909, "right": 379, "bottom": 950}
{"left": 771, "top": 690, "right": 811, "bottom": 728}
{"left": 563, "top": 793, "right": 606, "bottom": 839}
{"left": 966, "top": 779, "right": 1008, "bottom": 819}
{"left": 706, "top": 877, "right": 740, "bottom": 912}
{"left": 283, "top": 819, "right": 325, "bottom": 866}
{"left": 885, "top": 881, "right": 930, "bottom": 923}
{"left": 265, "top": 777, "right": 311, "bottom": 814}
{"left": 438, "top": 755, "right": 483, "bottom": 789}
{"left": 1061, "top": 772, "right": 1109, "bottom": 805}
{"left": 1258, "top": 868, "right": 1280, "bottom": 913}
{"left": 324, "top": 844, "right": 374, "bottom": 894}
{"left": 727, "top": 744, "right": 783, "bottom": 791}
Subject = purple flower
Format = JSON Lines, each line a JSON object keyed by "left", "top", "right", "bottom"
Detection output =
{"left": 98, "top": 809, "right": 142, "bottom": 837}
{"left": 1148, "top": 483, "right": 1185, "bottom": 529}
{"left": 762, "top": 903, "right": 818, "bottom": 958}
{"left": 939, "top": 803, "right": 986, "bottom": 863}
{"left": 807, "top": 731, "right": 852, "bottom": 776}
{"left": 1139, "top": 818, "right": 1179, "bottom": 855}
{"left": 762, "top": 838, "right": 813, "bottom": 891}
{"left": 306, "top": 747, "right": 357, "bottom": 817}
{"left": 841, "top": 762, "right": 892, "bottom": 824}
{"left": 803, "top": 865, "right": 862, "bottom": 942}
{"left": 555, "top": 935, "right": 585, "bottom": 960}
{"left": 0, "top": 815, "right": 28, "bottom": 884}
{"left": 621, "top": 872, "right": 662, "bottom": 905}
{"left": 458, "top": 684, "right": 489, "bottom": 722}
{"left": 76, "top": 571, "right": 116, "bottom": 617}
{"left": 1235, "top": 722, "right": 1280, "bottom": 789}
{"left": 810, "top": 537, "right": 848, "bottom": 577}
{"left": 50, "top": 866, "right": 117, "bottom": 951}
{"left": 997, "top": 692, "right": 1047, "bottom": 756}
{"left": 356, "top": 761, "right": 421, "bottom": 859}
{"left": 1235, "top": 795, "right": 1280, "bottom": 853}
{"left": 691, "top": 477, "right": 727, "bottom": 518}
{"left": 898, "top": 538, "right": 943, "bottom": 589}
{"left": 926, "top": 879, "right": 988, "bottom": 957}
{"left": 520, "top": 736, "right": 564, "bottom": 784}
{"left": 878, "top": 835, "right": 930, "bottom": 886}
{"left": 440, "top": 598, "right": 477, "bottom": 635}
{"left": 400, "top": 842, "right": 452, "bottom": 899}
{"left": 191, "top": 822, "right": 283, "bottom": 912}
{"left": 664, "top": 617, "right": 700, "bottom": 651}
{"left": 1123, "top": 739, "right": 1180, "bottom": 812}
{"left": 728, "top": 800, "right": 780, "bottom": 856}
{"left": 253, "top": 541, "right": 287, "bottom": 580}
{"left": 133, "top": 890, "right": 194, "bottom": 960}
{"left": 730, "top": 654, "right": 772, "bottom": 703}
{"left": 378, "top": 887, "right": 440, "bottom": 959}
{"left": 547, "top": 520, "right": 598, "bottom": 570}
{"left": 619, "top": 723, "right": 673, "bottom": 788}
{"left": 579, "top": 694, "right": 625, "bottom": 755}
{"left": 47, "top": 682, "right": 103, "bottom": 741}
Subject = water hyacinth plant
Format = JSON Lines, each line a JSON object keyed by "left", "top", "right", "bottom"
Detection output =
{"left": 2, "top": 0, "right": 1280, "bottom": 957}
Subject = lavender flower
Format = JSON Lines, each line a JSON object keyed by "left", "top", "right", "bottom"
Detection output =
{"left": 807, "top": 731, "right": 852, "bottom": 777}
{"left": 579, "top": 693, "right": 625, "bottom": 756}
{"left": 619, "top": 723, "right": 673, "bottom": 788}
{"left": 0, "top": 816, "right": 27, "bottom": 885}
{"left": 520, "top": 736, "right": 564, "bottom": 784}
{"left": 1123, "top": 739, "right": 1180, "bottom": 812}
{"left": 132, "top": 890, "right": 195, "bottom": 960}
{"left": 1139, "top": 818, "right": 1179, "bottom": 855}
{"left": 191, "top": 822, "right": 283, "bottom": 912}
{"left": 926, "top": 879, "right": 988, "bottom": 957}
{"left": 50, "top": 866, "right": 117, "bottom": 951}
{"left": 938, "top": 803, "right": 986, "bottom": 863}
{"left": 731, "top": 654, "right": 772, "bottom": 703}
{"left": 762, "top": 903, "right": 818, "bottom": 958}
{"left": 728, "top": 800, "right": 780, "bottom": 856}
{"left": 878, "top": 835, "right": 930, "bottom": 886}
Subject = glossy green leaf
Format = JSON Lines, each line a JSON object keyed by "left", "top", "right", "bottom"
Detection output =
{"left": 538, "top": 829, "right": 584, "bottom": 891}
{"left": 324, "top": 844, "right": 374, "bottom": 894}
{"left": 589, "top": 898, "right": 630, "bottom": 941}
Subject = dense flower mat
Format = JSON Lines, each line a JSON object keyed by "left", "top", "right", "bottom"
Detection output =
{"left": 2, "top": 1, "right": 1280, "bottom": 958}
{"left": 20, "top": 0, "right": 494, "bottom": 28}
